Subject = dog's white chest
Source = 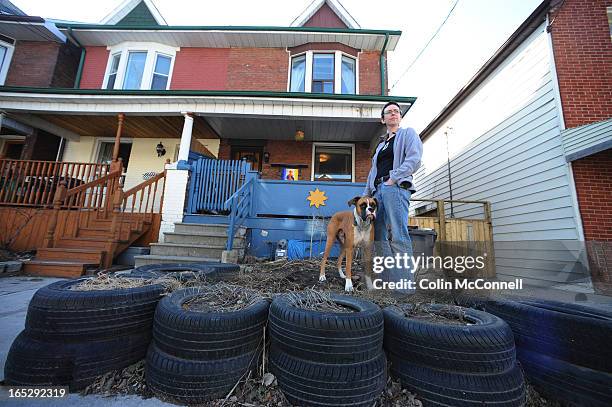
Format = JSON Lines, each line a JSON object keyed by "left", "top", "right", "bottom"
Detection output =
{"left": 353, "top": 225, "right": 371, "bottom": 246}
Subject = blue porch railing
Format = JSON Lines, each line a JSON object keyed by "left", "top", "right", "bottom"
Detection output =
{"left": 187, "top": 158, "right": 251, "bottom": 214}
{"left": 224, "top": 174, "right": 256, "bottom": 250}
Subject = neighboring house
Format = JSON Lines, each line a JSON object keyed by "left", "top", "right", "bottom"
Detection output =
{"left": 0, "top": 0, "right": 416, "bottom": 269}
{"left": 0, "top": 1, "right": 79, "bottom": 160}
{"left": 414, "top": 0, "right": 611, "bottom": 292}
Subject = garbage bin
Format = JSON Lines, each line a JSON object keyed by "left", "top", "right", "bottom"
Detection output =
{"left": 409, "top": 228, "right": 437, "bottom": 257}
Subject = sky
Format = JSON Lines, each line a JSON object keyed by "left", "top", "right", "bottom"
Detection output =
{"left": 13, "top": 0, "right": 543, "bottom": 132}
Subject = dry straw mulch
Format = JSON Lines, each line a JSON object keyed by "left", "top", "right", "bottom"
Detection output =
{"left": 182, "top": 283, "right": 264, "bottom": 313}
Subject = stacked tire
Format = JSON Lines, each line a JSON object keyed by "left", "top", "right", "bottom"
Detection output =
{"left": 384, "top": 304, "right": 526, "bottom": 406}
{"left": 129, "top": 262, "right": 240, "bottom": 280}
{"left": 4, "top": 278, "right": 166, "bottom": 390}
{"left": 268, "top": 294, "right": 386, "bottom": 407}
{"left": 146, "top": 287, "right": 269, "bottom": 404}
{"left": 474, "top": 299, "right": 612, "bottom": 406}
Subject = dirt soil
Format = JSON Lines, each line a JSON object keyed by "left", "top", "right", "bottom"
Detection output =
{"left": 80, "top": 259, "right": 558, "bottom": 406}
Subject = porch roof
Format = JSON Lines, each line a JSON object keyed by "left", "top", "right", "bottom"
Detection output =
{"left": 0, "top": 87, "right": 415, "bottom": 143}
{"left": 56, "top": 24, "right": 401, "bottom": 51}
{"left": 0, "top": 87, "right": 415, "bottom": 119}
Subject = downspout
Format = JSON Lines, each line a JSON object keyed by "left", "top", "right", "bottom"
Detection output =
{"left": 68, "top": 28, "right": 86, "bottom": 89}
{"left": 380, "top": 33, "right": 389, "bottom": 95}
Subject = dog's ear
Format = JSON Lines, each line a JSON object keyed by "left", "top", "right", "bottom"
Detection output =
{"left": 372, "top": 197, "right": 379, "bottom": 207}
{"left": 347, "top": 196, "right": 361, "bottom": 207}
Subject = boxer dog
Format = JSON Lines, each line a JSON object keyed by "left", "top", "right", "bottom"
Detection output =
{"left": 319, "top": 196, "right": 377, "bottom": 292}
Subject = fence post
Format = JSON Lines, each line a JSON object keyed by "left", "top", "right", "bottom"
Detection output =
{"left": 43, "top": 181, "right": 67, "bottom": 248}
{"left": 436, "top": 200, "right": 446, "bottom": 242}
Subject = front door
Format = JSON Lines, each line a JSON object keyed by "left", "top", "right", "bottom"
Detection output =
{"left": 231, "top": 146, "right": 263, "bottom": 172}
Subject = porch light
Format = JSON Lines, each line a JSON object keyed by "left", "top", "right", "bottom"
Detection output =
{"left": 156, "top": 142, "right": 166, "bottom": 157}
{"left": 295, "top": 130, "right": 305, "bottom": 142}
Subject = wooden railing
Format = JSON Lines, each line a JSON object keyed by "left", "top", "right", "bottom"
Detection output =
{"left": 0, "top": 159, "right": 110, "bottom": 207}
{"left": 117, "top": 170, "right": 167, "bottom": 239}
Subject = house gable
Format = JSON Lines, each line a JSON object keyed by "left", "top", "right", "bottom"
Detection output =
{"left": 303, "top": 3, "right": 347, "bottom": 29}
{"left": 100, "top": 0, "right": 167, "bottom": 26}
{"left": 116, "top": 1, "right": 159, "bottom": 26}
{"left": 291, "top": 0, "right": 360, "bottom": 29}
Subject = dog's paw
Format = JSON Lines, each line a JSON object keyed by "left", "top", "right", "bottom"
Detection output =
{"left": 344, "top": 278, "right": 353, "bottom": 292}
{"left": 365, "top": 276, "right": 373, "bottom": 290}
{"left": 338, "top": 268, "right": 346, "bottom": 279}
{"left": 319, "top": 275, "right": 327, "bottom": 282}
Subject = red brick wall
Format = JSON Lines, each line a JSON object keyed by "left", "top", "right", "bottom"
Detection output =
{"left": 572, "top": 149, "right": 612, "bottom": 241}
{"left": 359, "top": 51, "right": 384, "bottom": 95}
{"left": 50, "top": 42, "right": 81, "bottom": 88}
{"left": 170, "top": 48, "right": 229, "bottom": 90}
{"left": 226, "top": 48, "right": 289, "bottom": 91}
{"left": 5, "top": 41, "right": 60, "bottom": 87}
{"left": 79, "top": 46, "right": 109, "bottom": 89}
{"left": 219, "top": 140, "right": 371, "bottom": 182}
{"left": 549, "top": 0, "right": 612, "bottom": 128}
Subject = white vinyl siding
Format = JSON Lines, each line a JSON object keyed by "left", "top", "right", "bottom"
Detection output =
{"left": 561, "top": 118, "right": 612, "bottom": 162}
{"left": 414, "top": 24, "right": 587, "bottom": 288}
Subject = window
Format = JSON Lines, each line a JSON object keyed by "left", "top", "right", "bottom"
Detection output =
{"left": 289, "top": 51, "right": 358, "bottom": 94}
{"left": 0, "top": 38, "right": 15, "bottom": 86}
{"left": 312, "top": 53, "right": 334, "bottom": 94}
{"left": 102, "top": 42, "right": 178, "bottom": 90}
{"left": 106, "top": 54, "right": 121, "bottom": 90}
{"left": 290, "top": 54, "right": 306, "bottom": 92}
{"left": 312, "top": 143, "right": 354, "bottom": 182}
{"left": 341, "top": 55, "right": 356, "bottom": 94}
{"left": 151, "top": 54, "right": 171, "bottom": 90}
{"left": 97, "top": 141, "right": 132, "bottom": 171}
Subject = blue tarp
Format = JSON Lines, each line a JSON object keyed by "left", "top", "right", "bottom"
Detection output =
{"left": 287, "top": 239, "right": 340, "bottom": 260}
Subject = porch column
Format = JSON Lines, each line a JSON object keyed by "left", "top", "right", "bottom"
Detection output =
{"left": 177, "top": 112, "right": 194, "bottom": 163}
{"left": 111, "top": 113, "right": 125, "bottom": 173}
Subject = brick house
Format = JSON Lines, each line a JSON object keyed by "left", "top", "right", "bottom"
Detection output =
{"left": 415, "top": 0, "right": 611, "bottom": 292}
{"left": 0, "top": 0, "right": 416, "bottom": 271}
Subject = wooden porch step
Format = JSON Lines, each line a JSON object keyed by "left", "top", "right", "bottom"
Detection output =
{"left": 57, "top": 237, "right": 127, "bottom": 249}
{"left": 78, "top": 227, "right": 140, "bottom": 240}
{"left": 36, "top": 248, "right": 105, "bottom": 265}
{"left": 23, "top": 260, "right": 97, "bottom": 278}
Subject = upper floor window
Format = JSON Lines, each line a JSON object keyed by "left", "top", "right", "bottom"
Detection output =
{"left": 289, "top": 51, "right": 358, "bottom": 95}
{"left": 0, "top": 38, "right": 15, "bottom": 86}
{"left": 102, "top": 42, "right": 178, "bottom": 90}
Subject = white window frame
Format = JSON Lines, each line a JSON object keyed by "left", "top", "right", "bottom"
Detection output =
{"left": 0, "top": 39, "right": 16, "bottom": 86}
{"left": 311, "top": 142, "right": 355, "bottom": 182}
{"left": 288, "top": 50, "right": 359, "bottom": 94}
{"left": 102, "top": 42, "right": 179, "bottom": 90}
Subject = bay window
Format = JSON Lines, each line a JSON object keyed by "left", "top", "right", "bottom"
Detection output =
{"left": 102, "top": 42, "right": 178, "bottom": 90}
{"left": 0, "top": 39, "right": 15, "bottom": 86}
{"left": 289, "top": 51, "right": 358, "bottom": 94}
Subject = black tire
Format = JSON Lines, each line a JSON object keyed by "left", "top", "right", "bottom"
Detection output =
{"left": 134, "top": 262, "right": 239, "bottom": 276}
{"left": 153, "top": 287, "right": 269, "bottom": 360}
{"left": 383, "top": 304, "right": 516, "bottom": 374}
{"left": 146, "top": 344, "right": 259, "bottom": 404}
{"left": 4, "top": 330, "right": 151, "bottom": 390}
{"left": 389, "top": 355, "right": 526, "bottom": 407}
{"left": 518, "top": 299, "right": 612, "bottom": 320}
{"left": 269, "top": 347, "right": 386, "bottom": 407}
{"left": 268, "top": 293, "right": 383, "bottom": 364}
{"left": 517, "top": 348, "right": 612, "bottom": 407}
{"left": 25, "top": 278, "right": 166, "bottom": 341}
{"left": 473, "top": 299, "right": 612, "bottom": 372}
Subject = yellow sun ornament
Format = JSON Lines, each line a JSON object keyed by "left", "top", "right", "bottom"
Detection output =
{"left": 307, "top": 188, "right": 328, "bottom": 208}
